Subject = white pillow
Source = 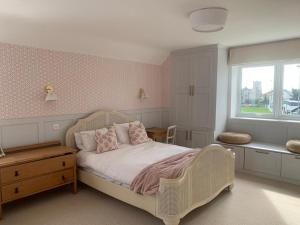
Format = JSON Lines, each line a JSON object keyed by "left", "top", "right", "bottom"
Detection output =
{"left": 114, "top": 121, "right": 140, "bottom": 144}
{"left": 74, "top": 132, "right": 86, "bottom": 151}
{"left": 79, "top": 128, "right": 108, "bottom": 151}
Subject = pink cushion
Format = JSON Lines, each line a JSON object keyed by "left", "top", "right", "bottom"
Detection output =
{"left": 128, "top": 122, "right": 151, "bottom": 145}
{"left": 95, "top": 127, "right": 119, "bottom": 153}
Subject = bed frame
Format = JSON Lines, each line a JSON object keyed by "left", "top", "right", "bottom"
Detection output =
{"left": 65, "top": 110, "right": 235, "bottom": 225}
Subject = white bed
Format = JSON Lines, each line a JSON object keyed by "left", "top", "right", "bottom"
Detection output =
{"left": 66, "top": 110, "right": 235, "bottom": 225}
{"left": 77, "top": 141, "right": 191, "bottom": 186}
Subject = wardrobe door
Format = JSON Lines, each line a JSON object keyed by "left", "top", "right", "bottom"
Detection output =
{"left": 190, "top": 51, "right": 216, "bottom": 130}
{"left": 190, "top": 130, "right": 212, "bottom": 148}
{"left": 172, "top": 55, "right": 192, "bottom": 128}
{"left": 175, "top": 128, "right": 189, "bottom": 147}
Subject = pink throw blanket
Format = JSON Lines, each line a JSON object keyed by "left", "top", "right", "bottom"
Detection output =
{"left": 130, "top": 149, "right": 201, "bottom": 195}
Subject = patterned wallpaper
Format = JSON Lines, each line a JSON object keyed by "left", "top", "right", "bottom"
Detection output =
{"left": 0, "top": 42, "right": 168, "bottom": 119}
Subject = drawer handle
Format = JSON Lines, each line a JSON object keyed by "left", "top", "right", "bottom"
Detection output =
{"left": 62, "top": 161, "right": 66, "bottom": 167}
{"left": 255, "top": 150, "right": 269, "bottom": 155}
{"left": 295, "top": 156, "right": 300, "bottom": 160}
{"left": 62, "top": 175, "right": 65, "bottom": 181}
{"left": 15, "top": 170, "right": 19, "bottom": 177}
{"left": 15, "top": 187, "right": 19, "bottom": 194}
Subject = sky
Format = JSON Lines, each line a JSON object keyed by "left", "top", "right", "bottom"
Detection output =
{"left": 242, "top": 64, "right": 300, "bottom": 94}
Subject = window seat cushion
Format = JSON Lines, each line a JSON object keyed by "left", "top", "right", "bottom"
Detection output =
{"left": 286, "top": 140, "right": 300, "bottom": 154}
{"left": 218, "top": 132, "right": 252, "bottom": 145}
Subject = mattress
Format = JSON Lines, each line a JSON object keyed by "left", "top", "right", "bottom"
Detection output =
{"left": 76, "top": 141, "right": 191, "bottom": 186}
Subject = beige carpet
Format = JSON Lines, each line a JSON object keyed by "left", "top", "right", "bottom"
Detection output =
{"left": 1, "top": 173, "right": 300, "bottom": 225}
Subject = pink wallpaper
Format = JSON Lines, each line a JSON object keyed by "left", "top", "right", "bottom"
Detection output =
{"left": 0, "top": 42, "right": 168, "bottom": 119}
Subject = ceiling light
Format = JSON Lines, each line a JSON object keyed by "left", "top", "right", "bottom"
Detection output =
{"left": 190, "top": 7, "right": 228, "bottom": 32}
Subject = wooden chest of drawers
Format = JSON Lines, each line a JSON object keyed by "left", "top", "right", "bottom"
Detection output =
{"left": 0, "top": 143, "right": 77, "bottom": 218}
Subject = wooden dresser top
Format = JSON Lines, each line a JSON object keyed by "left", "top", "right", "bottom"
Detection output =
{"left": 0, "top": 146, "right": 76, "bottom": 168}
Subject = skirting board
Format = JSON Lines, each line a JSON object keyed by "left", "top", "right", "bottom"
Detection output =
{"left": 0, "top": 107, "right": 170, "bottom": 148}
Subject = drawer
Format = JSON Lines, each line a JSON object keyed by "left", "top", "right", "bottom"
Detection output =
{"left": 245, "top": 148, "right": 281, "bottom": 176}
{"left": 1, "top": 168, "right": 73, "bottom": 203}
{"left": 0, "top": 154, "right": 75, "bottom": 184}
{"left": 221, "top": 145, "right": 245, "bottom": 171}
{"left": 281, "top": 154, "right": 300, "bottom": 181}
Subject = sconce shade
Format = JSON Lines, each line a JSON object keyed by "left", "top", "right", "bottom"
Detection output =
{"left": 45, "top": 93, "right": 58, "bottom": 101}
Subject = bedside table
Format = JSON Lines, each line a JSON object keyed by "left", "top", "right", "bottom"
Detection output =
{"left": 146, "top": 127, "right": 167, "bottom": 142}
{"left": 0, "top": 142, "right": 77, "bottom": 219}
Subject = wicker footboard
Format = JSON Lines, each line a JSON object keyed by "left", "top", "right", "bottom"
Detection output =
{"left": 157, "top": 144, "right": 235, "bottom": 225}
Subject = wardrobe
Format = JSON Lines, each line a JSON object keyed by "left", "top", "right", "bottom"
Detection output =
{"left": 170, "top": 45, "right": 228, "bottom": 148}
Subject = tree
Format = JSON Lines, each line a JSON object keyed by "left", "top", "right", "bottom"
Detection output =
{"left": 291, "top": 89, "right": 300, "bottom": 100}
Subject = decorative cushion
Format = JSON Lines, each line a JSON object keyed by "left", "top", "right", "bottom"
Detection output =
{"left": 128, "top": 122, "right": 151, "bottom": 145}
{"left": 114, "top": 121, "right": 140, "bottom": 144}
{"left": 218, "top": 132, "right": 252, "bottom": 145}
{"left": 80, "top": 128, "right": 108, "bottom": 151}
{"left": 95, "top": 127, "right": 119, "bottom": 153}
{"left": 286, "top": 140, "right": 300, "bottom": 154}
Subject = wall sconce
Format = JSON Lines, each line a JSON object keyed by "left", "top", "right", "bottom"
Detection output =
{"left": 44, "top": 85, "right": 58, "bottom": 101}
{"left": 138, "top": 88, "right": 149, "bottom": 101}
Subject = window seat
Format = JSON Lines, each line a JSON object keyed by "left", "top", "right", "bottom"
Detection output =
{"left": 215, "top": 140, "right": 299, "bottom": 155}
{"left": 214, "top": 140, "right": 300, "bottom": 185}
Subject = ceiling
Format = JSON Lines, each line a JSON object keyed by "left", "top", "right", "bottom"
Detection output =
{"left": 0, "top": 0, "right": 300, "bottom": 64}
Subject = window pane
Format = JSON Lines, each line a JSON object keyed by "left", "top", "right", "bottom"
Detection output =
{"left": 240, "top": 66, "right": 274, "bottom": 114}
{"left": 282, "top": 64, "right": 300, "bottom": 116}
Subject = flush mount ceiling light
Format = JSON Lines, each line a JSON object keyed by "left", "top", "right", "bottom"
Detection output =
{"left": 190, "top": 7, "right": 228, "bottom": 32}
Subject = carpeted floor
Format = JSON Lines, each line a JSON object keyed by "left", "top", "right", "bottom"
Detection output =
{"left": 1, "top": 173, "right": 300, "bottom": 225}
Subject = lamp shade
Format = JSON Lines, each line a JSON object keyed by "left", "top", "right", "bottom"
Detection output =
{"left": 190, "top": 7, "right": 228, "bottom": 32}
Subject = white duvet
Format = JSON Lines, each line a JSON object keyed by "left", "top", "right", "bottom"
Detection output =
{"left": 77, "top": 141, "right": 191, "bottom": 186}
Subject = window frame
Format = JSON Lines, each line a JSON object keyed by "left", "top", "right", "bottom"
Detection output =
{"left": 232, "top": 60, "right": 300, "bottom": 121}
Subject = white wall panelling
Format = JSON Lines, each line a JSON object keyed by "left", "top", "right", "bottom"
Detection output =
{"left": 0, "top": 107, "right": 169, "bottom": 148}
{"left": 227, "top": 118, "right": 300, "bottom": 146}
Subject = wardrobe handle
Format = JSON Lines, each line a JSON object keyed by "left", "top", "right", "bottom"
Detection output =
{"left": 190, "top": 131, "right": 192, "bottom": 140}
{"left": 255, "top": 150, "right": 269, "bottom": 155}
{"left": 192, "top": 85, "right": 195, "bottom": 96}
{"left": 188, "top": 85, "right": 192, "bottom": 96}
{"left": 15, "top": 187, "right": 19, "bottom": 194}
{"left": 62, "top": 161, "right": 66, "bottom": 167}
{"left": 185, "top": 131, "right": 188, "bottom": 140}
{"left": 15, "top": 170, "right": 19, "bottom": 177}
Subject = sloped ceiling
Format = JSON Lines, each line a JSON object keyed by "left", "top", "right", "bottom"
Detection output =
{"left": 0, "top": 0, "right": 300, "bottom": 64}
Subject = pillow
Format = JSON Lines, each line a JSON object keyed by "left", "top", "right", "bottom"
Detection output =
{"left": 114, "top": 121, "right": 140, "bottom": 144}
{"left": 74, "top": 132, "right": 85, "bottom": 151}
{"left": 95, "top": 127, "right": 119, "bottom": 153}
{"left": 128, "top": 122, "right": 151, "bottom": 145}
{"left": 286, "top": 140, "right": 300, "bottom": 154}
{"left": 80, "top": 128, "right": 108, "bottom": 151}
{"left": 218, "top": 132, "right": 252, "bottom": 145}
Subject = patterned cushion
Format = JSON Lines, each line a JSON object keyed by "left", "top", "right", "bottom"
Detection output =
{"left": 128, "top": 122, "right": 151, "bottom": 145}
{"left": 95, "top": 127, "right": 119, "bottom": 153}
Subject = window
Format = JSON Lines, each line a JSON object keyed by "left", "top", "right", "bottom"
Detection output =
{"left": 233, "top": 61, "right": 300, "bottom": 120}
{"left": 282, "top": 64, "right": 300, "bottom": 116}
{"left": 240, "top": 66, "right": 274, "bottom": 114}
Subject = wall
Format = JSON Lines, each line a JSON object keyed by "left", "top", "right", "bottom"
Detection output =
{"left": 0, "top": 42, "right": 171, "bottom": 148}
{"left": 0, "top": 42, "right": 166, "bottom": 119}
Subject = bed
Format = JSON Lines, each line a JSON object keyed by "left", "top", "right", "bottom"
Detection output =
{"left": 65, "top": 110, "right": 235, "bottom": 225}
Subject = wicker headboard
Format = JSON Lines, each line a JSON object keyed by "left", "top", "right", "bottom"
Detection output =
{"left": 65, "top": 110, "right": 133, "bottom": 148}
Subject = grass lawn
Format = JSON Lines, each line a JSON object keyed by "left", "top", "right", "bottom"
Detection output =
{"left": 241, "top": 106, "right": 271, "bottom": 113}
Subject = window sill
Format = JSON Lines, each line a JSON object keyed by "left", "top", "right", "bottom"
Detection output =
{"left": 229, "top": 116, "right": 300, "bottom": 125}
